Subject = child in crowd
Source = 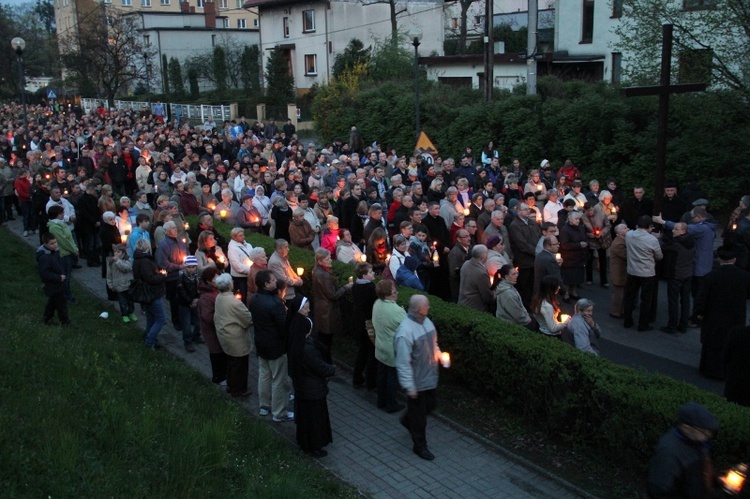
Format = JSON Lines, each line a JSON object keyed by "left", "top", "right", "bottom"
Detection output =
{"left": 107, "top": 243, "right": 137, "bottom": 323}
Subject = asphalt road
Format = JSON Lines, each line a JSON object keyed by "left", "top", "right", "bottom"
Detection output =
{"left": 560, "top": 257, "right": 730, "bottom": 396}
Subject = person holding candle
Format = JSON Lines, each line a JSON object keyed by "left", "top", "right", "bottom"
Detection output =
{"left": 215, "top": 273, "right": 254, "bottom": 398}
{"left": 351, "top": 263, "right": 378, "bottom": 390}
{"left": 559, "top": 211, "right": 588, "bottom": 301}
{"left": 312, "top": 248, "right": 354, "bottom": 360}
{"left": 394, "top": 294, "right": 444, "bottom": 461}
{"left": 177, "top": 256, "right": 203, "bottom": 352}
{"left": 268, "top": 239, "right": 303, "bottom": 302}
{"left": 372, "top": 280, "right": 407, "bottom": 413}
{"left": 289, "top": 208, "right": 316, "bottom": 251}
{"left": 582, "top": 202, "right": 611, "bottom": 288}
{"left": 213, "top": 188, "right": 240, "bottom": 226}
{"left": 227, "top": 227, "right": 254, "bottom": 303}
{"left": 156, "top": 221, "right": 190, "bottom": 330}
{"left": 647, "top": 402, "right": 719, "bottom": 498}
{"left": 335, "top": 228, "right": 364, "bottom": 264}
{"left": 531, "top": 276, "right": 570, "bottom": 337}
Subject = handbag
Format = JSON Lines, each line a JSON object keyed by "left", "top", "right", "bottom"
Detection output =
{"left": 129, "top": 279, "right": 153, "bottom": 304}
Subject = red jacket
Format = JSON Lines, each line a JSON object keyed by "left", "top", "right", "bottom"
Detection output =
{"left": 14, "top": 176, "right": 30, "bottom": 203}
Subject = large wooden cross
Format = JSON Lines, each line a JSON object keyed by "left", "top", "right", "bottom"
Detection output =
{"left": 621, "top": 24, "right": 707, "bottom": 213}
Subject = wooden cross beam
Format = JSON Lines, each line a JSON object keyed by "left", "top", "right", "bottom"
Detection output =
{"left": 621, "top": 24, "right": 707, "bottom": 213}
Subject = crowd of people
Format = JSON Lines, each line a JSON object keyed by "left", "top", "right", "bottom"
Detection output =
{"left": 9, "top": 100, "right": 749, "bottom": 464}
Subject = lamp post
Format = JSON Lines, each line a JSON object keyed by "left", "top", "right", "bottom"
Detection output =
{"left": 10, "top": 37, "right": 28, "bottom": 151}
{"left": 410, "top": 30, "right": 422, "bottom": 141}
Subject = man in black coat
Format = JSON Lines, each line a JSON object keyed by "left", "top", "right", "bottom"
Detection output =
{"left": 621, "top": 186, "right": 654, "bottom": 230}
{"left": 693, "top": 245, "right": 750, "bottom": 380}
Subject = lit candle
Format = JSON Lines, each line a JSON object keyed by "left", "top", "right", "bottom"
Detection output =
{"left": 208, "top": 203, "right": 215, "bottom": 211}
{"left": 183, "top": 222, "right": 189, "bottom": 230}
{"left": 440, "top": 352, "right": 451, "bottom": 368}
{"left": 219, "top": 209, "right": 227, "bottom": 218}
{"left": 234, "top": 292, "right": 242, "bottom": 301}
{"left": 721, "top": 464, "right": 747, "bottom": 494}
{"left": 536, "top": 213, "right": 542, "bottom": 223}
{"left": 463, "top": 208, "right": 470, "bottom": 216}
{"left": 732, "top": 223, "right": 738, "bottom": 231}
{"left": 218, "top": 255, "right": 225, "bottom": 263}
{"left": 432, "top": 251, "right": 439, "bottom": 262}
{"left": 555, "top": 253, "right": 562, "bottom": 264}
{"left": 63, "top": 189, "right": 68, "bottom": 196}
{"left": 610, "top": 206, "right": 617, "bottom": 215}
{"left": 245, "top": 259, "right": 253, "bottom": 268}
{"left": 386, "top": 253, "right": 391, "bottom": 262}
{"left": 296, "top": 267, "right": 304, "bottom": 276}
{"left": 121, "top": 233, "right": 128, "bottom": 243}
{"left": 537, "top": 184, "right": 542, "bottom": 191}
{"left": 181, "top": 238, "right": 187, "bottom": 243}
{"left": 348, "top": 276, "right": 354, "bottom": 284}
{"left": 489, "top": 275, "right": 494, "bottom": 286}
{"left": 594, "top": 228, "right": 600, "bottom": 237}
{"left": 559, "top": 314, "right": 570, "bottom": 323}
{"left": 360, "top": 254, "right": 367, "bottom": 262}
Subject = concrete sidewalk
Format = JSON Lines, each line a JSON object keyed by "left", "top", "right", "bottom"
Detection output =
{"left": 11, "top": 220, "right": 588, "bottom": 498}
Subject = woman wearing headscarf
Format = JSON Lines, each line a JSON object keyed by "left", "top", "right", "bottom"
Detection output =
{"left": 287, "top": 294, "right": 334, "bottom": 457}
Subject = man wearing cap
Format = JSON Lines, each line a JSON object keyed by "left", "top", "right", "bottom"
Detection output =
{"left": 647, "top": 402, "right": 719, "bottom": 498}
{"left": 177, "top": 255, "right": 202, "bottom": 352}
{"left": 692, "top": 244, "right": 750, "bottom": 379}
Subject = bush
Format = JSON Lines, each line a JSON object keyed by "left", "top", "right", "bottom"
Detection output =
{"left": 193, "top": 216, "right": 750, "bottom": 479}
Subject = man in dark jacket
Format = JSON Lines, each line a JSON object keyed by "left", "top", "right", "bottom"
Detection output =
{"left": 156, "top": 221, "right": 188, "bottom": 329}
{"left": 660, "top": 223, "right": 694, "bottom": 334}
{"left": 36, "top": 233, "right": 70, "bottom": 326}
{"left": 248, "top": 270, "right": 294, "bottom": 422}
{"left": 647, "top": 402, "right": 719, "bottom": 498}
{"left": 509, "top": 202, "right": 542, "bottom": 308}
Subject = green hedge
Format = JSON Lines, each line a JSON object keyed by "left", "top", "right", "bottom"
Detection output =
{"left": 194, "top": 217, "right": 750, "bottom": 475}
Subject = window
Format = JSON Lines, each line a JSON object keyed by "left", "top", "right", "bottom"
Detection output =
{"left": 197, "top": 0, "right": 205, "bottom": 7}
{"left": 304, "top": 54, "right": 317, "bottom": 76}
{"left": 474, "top": 15, "right": 484, "bottom": 26}
{"left": 220, "top": 0, "right": 228, "bottom": 8}
{"left": 211, "top": 34, "right": 216, "bottom": 46}
{"left": 141, "top": 0, "right": 151, "bottom": 6}
{"left": 611, "top": 52, "right": 622, "bottom": 83}
{"left": 683, "top": 0, "right": 718, "bottom": 10}
{"left": 581, "top": 0, "right": 594, "bottom": 43}
{"left": 679, "top": 48, "right": 713, "bottom": 83}
{"left": 283, "top": 17, "right": 290, "bottom": 38}
{"left": 612, "top": 0, "right": 622, "bottom": 17}
{"left": 302, "top": 9, "right": 315, "bottom": 32}
{"left": 160, "top": 0, "right": 169, "bottom": 5}
{"left": 121, "top": 0, "right": 131, "bottom": 6}
{"left": 253, "top": 18, "right": 259, "bottom": 27}
{"left": 237, "top": 19, "right": 247, "bottom": 29}
{"left": 236, "top": 0, "right": 243, "bottom": 7}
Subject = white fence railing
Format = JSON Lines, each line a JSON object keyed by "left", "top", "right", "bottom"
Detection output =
{"left": 80, "top": 98, "right": 233, "bottom": 123}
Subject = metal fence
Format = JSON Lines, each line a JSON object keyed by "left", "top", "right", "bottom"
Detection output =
{"left": 80, "top": 98, "right": 232, "bottom": 123}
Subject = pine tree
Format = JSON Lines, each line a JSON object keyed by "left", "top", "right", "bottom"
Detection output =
{"left": 264, "top": 46, "right": 295, "bottom": 108}
{"left": 168, "top": 57, "right": 185, "bottom": 97}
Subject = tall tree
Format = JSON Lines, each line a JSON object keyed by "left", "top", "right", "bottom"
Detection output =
{"left": 59, "top": 8, "right": 152, "bottom": 106}
{"left": 188, "top": 67, "right": 200, "bottom": 99}
{"left": 332, "top": 38, "right": 371, "bottom": 79}
{"left": 161, "top": 54, "right": 169, "bottom": 94}
{"left": 264, "top": 46, "right": 295, "bottom": 108}
{"left": 239, "top": 45, "right": 261, "bottom": 93}
{"left": 168, "top": 57, "right": 185, "bottom": 97}
{"left": 212, "top": 46, "right": 229, "bottom": 93}
{"left": 361, "top": 0, "right": 407, "bottom": 43}
{"left": 614, "top": 0, "right": 750, "bottom": 96}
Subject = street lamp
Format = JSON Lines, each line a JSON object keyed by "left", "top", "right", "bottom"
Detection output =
{"left": 10, "top": 37, "right": 28, "bottom": 151}
{"left": 410, "top": 29, "right": 422, "bottom": 141}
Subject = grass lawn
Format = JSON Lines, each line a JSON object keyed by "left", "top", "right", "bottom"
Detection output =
{"left": 0, "top": 229, "right": 355, "bottom": 498}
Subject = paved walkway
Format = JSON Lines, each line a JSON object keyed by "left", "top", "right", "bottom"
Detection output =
{"left": 10, "top": 219, "right": 590, "bottom": 498}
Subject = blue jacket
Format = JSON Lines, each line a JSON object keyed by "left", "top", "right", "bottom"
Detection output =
{"left": 36, "top": 244, "right": 65, "bottom": 296}
{"left": 156, "top": 235, "right": 188, "bottom": 281}
{"left": 396, "top": 266, "right": 424, "bottom": 290}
